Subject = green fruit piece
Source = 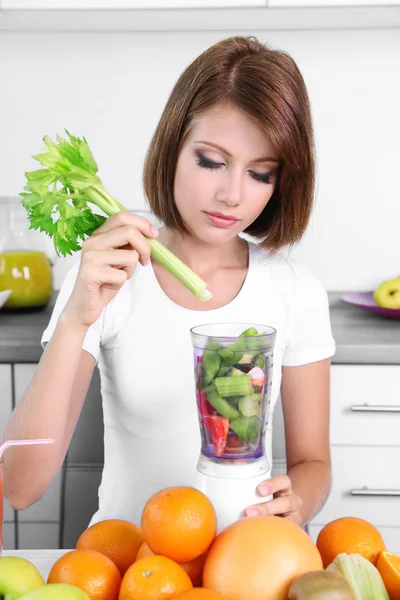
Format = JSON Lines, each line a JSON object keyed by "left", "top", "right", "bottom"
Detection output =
{"left": 238, "top": 394, "right": 263, "bottom": 417}
{"left": 240, "top": 327, "right": 259, "bottom": 337}
{"left": 374, "top": 278, "right": 400, "bottom": 309}
{"left": 18, "top": 584, "right": 91, "bottom": 600}
{"left": 216, "top": 361, "right": 231, "bottom": 378}
{"left": 207, "top": 390, "right": 241, "bottom": 420}
{"left": 0, "top": 556, "right": 45, "bottom": 600}
{"left": 226, "top": 395, "right": 242, "bottom": 407}
{"left": 252, "top": 354, "right": 267, "bottom": 369}
{"left": 229, "top": 415, "right": 261, "bottom": 443}
{"left": 202, "top": 341, "right": 222, "bottom": 385}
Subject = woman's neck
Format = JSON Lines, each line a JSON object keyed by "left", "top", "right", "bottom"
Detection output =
{"left": 157, "top": 227, "right": 248, "bottom": 278}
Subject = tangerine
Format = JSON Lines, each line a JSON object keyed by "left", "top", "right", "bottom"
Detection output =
{"left": 76, "top": 518, "right": 143, "bottom": 576}
{"left": 47, "top": 549, "right": 121, "bottom": 600}
{"left": 136, "top": 541, "right": 207, "bottom": 586}
{"left": 175, "top": 589, "right": 228, "bottom": 599}
{"left": 119, "top": 555, "right": 193, "bottom": 600}
{"left": 376, "top": 550, "right": 400, "bottom": 599}
{"left": 141, "top": 486, "right": 216, "bottom": 563}
{"left": 316, "top": 516, "right": 386, "bottom": 567}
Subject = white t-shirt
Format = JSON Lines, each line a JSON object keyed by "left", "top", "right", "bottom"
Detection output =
{"left": 42, "top": 241, "right": 335, "bottom": 527}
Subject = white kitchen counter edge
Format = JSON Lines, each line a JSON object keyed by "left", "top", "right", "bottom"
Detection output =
{"left": 2, "top": 549, "right": 70, "bottom": 580}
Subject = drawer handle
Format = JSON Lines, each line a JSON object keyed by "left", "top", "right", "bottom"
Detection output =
{"left": 351, "top": 404, "right": 400, "bottom": 413}
{"left": 350, "top": 487, "right": 400, "bottom": 496}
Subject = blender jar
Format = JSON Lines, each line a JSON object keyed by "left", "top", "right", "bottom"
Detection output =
{"left": 0, "top": 198, "right": 53, "bottom": 310}
{"left": 191, "top": 323, "right": 276, "bottom": 463}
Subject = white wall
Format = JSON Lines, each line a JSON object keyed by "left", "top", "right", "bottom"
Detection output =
{"left": 1, "top": 29, "right": 399, "bottom": 291}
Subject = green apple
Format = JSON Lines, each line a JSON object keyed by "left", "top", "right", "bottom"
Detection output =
{"left": 0, "top": 556, "right": 44, "bottom": 600}
{"left": 374, "top": 278, "right": 400, "bottom": 309}
{"left": 18, "top": 584, "right": 90, "bottom": 600}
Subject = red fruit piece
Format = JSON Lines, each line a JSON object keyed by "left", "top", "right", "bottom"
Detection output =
{"left": 204, "top": 416, "right": 229, "bottom": 456}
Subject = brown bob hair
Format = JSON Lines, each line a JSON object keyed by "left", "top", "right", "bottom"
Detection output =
{"left": 143, "top": 36, "right": 315, "bottom": 253}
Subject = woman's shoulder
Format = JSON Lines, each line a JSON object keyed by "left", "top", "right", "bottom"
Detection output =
{"left": 248, "top": 240, "right": 328, "bottom": 298}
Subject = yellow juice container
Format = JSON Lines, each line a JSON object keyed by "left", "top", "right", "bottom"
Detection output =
{"left": 0, "top": 198, "right": 53, "bottom": 310}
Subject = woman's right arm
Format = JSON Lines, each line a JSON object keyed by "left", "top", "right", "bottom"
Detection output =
{"left": 2, "top": 212, "right": 159, "bottom": 510}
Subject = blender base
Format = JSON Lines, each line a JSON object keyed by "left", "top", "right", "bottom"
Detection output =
{"left": 193, "top": 454, "right": 273, "bottom": 533}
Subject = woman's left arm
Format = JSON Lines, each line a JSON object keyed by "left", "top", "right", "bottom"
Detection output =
{"left": 245, "top": 358, "right": 332, "bottom": 527}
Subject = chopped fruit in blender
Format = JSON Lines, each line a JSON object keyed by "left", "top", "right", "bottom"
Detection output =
{"left": 249, "top": 366, "right": 265, "bottom": 387}
{"left": 215, "top": 374, "right": 253, "bottom": 398}
{"left": 218, "top": 337, "right": 247, "bottom": 364}
{"left": 229, "top": 415, "right": 261, "bottom": 443}
{"left": 237, "top": 352, "right": 254, "bottom": 370}
{"left": 252, "top": 354, "right": 266, "bottom": 369}
{"left": 204, "top": 416, "right": 229, "bottom": 456}
{"left": 206, "top": 389, "right": 241, "bottom": 420}
{"left": 238, "top": 394, "right": 263, "bottom": 417}
{"left": 202, "top": 382, "right": 216, "bottom": 394}
{"left": 230, "top": 367, "right": 247, "bottom": 377}
{"left": 216, "top": 362, "right": 231, "bottom": 377}
{"left": 225, "top": 430, "right": 244, "bottom": 450}
{"left": 239, "top": 326, "right": 259, "bottom": 337}
{"left": 225, "top": 395, "right": 242, "bottom": 407}
{"left": 202, "top": 341, "right": 223, "bottom": 385}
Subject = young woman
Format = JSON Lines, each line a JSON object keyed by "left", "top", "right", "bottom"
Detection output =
{"left": 3, "top": 36, "right": 335, "bottom": 529}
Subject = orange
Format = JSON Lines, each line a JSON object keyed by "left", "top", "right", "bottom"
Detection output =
{"left": 175, "top": 590, "right": 228, "bottom": 599}
{"left": 119, "top": 555, "right": 193, "bottom": 600}
{"left": 76, "top": 518, "right": 143, "bottom": 576}
{"left": 316, "top": 516, "right": 386, "bottom": 568}
{"left": 136, "top": 541, "right": 208, "bottom": 587}
{"left": 377, "top": 551, "right": 400, "bottom": 599}
{"left": 141, "top": 486, "right": 217, "bottom": 563}
{"left": 203, "top": 516, "right": 322, "bottom": 600}
{"left": 136, "top": 541, "right": 154, "bottom": 561}
{"left": 47, "top": 549, "right": 121, "bottom": 600}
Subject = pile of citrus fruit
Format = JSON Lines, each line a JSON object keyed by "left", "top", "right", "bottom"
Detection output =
{"left": 6, "top": 485, "right": 400, "bottom": 600}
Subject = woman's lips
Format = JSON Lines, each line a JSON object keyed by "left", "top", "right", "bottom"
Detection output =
{"left": 204, "top": 212, "right": 239, "bottom": 228}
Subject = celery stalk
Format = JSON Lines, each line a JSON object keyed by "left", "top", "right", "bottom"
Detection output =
{"left": 20, "top": 131, "right": 212, "bottom": 302}
{"left": 215, "top": 374, "right": 253, "bottom": 397}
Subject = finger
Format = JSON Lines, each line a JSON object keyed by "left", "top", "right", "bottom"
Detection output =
{"left": 257, "top": 474, "right": 292, "bottom": 498}
{"left": 83, "top": 225, "right": 152, "bottom": 266}
{"left": 91, "top": 211, "right": 159, "bottom": 239}
{"left": 80, "top": 264, "right": 128, "bottom": 290}
{"left": 245, "top": 494, "right": 301, "bottom": 518}
{"left": 83, "top": 248, "right": 139, "bottom": 270}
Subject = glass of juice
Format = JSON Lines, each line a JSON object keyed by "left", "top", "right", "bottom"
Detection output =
{"left": 0, "top": 458, "right": 3, "bottom": 556}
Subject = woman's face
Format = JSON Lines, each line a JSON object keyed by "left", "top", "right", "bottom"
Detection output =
{"left": 173, "top": 103, "right": 279, "bottom": 244}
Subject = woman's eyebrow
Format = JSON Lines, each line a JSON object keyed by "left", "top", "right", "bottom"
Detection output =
{"left": 193, "top": 140, "right": 279, "bottom": 163}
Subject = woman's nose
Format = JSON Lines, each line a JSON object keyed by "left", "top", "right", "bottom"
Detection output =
{"left": 218, "top": 171, "right": 243, "bottom": 206}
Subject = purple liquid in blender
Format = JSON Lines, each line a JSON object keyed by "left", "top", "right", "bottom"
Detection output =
{"left": 191, "top": 324, "right": 276, "bottom": 462}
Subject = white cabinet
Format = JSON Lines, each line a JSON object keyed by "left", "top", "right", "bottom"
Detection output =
{"left": 0, "top": 0, "right": 398, "bottom": 29}
{"left": 0, "top": 363, "right": 62, "bottom": 551}
{"left": 269, "top": 0, "right": 399, "bottom": 5}
{"left": 309, "top": 364, "right": 400, "bottom": 546}
{"left": 1, "top": 0, "right": 265, "bottom": 8}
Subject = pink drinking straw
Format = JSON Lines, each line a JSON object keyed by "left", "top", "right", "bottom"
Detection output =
{"left": 0, "top": 438, "right": 54, "bottom": 460}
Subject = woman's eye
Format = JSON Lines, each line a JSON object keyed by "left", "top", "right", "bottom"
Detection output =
{"left": 195, "top": 151, "right": 273, "bottom": 185}
{"left": 251, "top": 171, "right": 272, "bottom": 185}
{"left": 195, "top": 152, "right": 222, "bottom": 170}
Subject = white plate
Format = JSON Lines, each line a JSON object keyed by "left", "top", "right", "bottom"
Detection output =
{"left": 0, "top": 289, "right": 12, "bottom": 309}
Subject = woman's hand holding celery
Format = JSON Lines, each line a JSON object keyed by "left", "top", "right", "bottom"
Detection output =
{"left": 62, "top": 212, "right": 159, "bottom": 329}
{"left": 20, "top": 131, "right": 212, "bottom": 309}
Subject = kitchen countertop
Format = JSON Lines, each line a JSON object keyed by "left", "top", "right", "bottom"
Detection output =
{"left": 2, "top": 549, "right": 68, "bottom": 580}
{"left": 0, "top": 291, "right": 399, "bottom": 365}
